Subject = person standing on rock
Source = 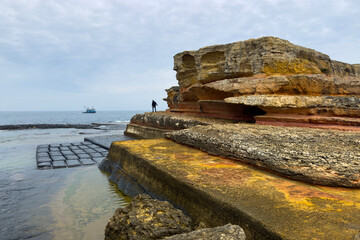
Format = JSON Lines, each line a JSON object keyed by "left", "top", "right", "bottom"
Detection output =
{"left": 152, "top": 100, "right": 158, "bottom": 112}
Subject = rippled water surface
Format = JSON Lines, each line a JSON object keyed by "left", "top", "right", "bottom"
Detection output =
{"left": 0, "top": 111, "right": 136, "bottom": 240}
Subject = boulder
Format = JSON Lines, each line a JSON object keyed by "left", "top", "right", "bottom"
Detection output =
{"left": 104, "top": 194, "right": 193, "bottom": 240}
{"left": 164, "top": 224, "right": 246, "bottom": 240}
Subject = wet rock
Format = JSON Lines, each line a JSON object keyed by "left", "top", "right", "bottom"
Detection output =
{"left": 166, "top": 123, "right": 360, "bottom": 187}
{"left": 104, "top": 194, "right": 193, "bottom": 240}
{"left": 164, "top": 224, "right": 246, "bottom": 240}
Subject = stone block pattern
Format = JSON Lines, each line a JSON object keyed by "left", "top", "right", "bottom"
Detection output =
{"left": 36, "top": 141, "right": 108, "bottom": 169}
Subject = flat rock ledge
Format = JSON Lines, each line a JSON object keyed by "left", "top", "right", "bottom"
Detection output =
{"left": 166, "top": 123, "right": 360, "bottom": 187}
{"left": 125, "top": 111, "right": 237, "bottom": 139}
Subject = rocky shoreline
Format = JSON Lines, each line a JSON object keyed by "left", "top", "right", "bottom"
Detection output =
{"left": 99, "top": 37, "right": 360, "bottom": 240}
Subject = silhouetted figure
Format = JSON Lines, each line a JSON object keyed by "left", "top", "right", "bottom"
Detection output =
{"left": 152, "top": 100, "right": 158, "bottom": 112}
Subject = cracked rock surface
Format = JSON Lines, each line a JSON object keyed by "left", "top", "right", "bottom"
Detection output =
{"left": 166, "top": 123, "right": 360, "bottom": 187}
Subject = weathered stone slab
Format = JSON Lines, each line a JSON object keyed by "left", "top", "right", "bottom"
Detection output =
{"left": 166, "top": 123, "right": 360, "bottom": 187}
{"left": 61, "top": 150, "right": 73, "bottom": 155}
{"left": 100, "top": 139, "right": 360, "bottom": 240}
{"left": 37, "top": 156, "right": 52, "bottom": 163}
{"left": 59, "top": 146, "right": 69, "bottom": 151}
{"left": 49, "top": 152, "right": 62, "bottom": 156}
{"left": 89, "top": 152, "right": 102, "bottom": 158}
{"left": 83, "top": 148, "right": 97, "bottom": 153}
{"left": 51, "top": 155, "right": 66, "bottom": 161}
{"left": 77, "top": 153, "right": 91, "bottom": 158}
{"left": 79, "top": 158, "right": 96, "bottom": 165}
{"left": 64, "top": 154, "right": 79, "bottom": 160}
{"left": 37, "top": 152, "right": 49, "bottom": 157}
{"left": 66, "top": 160, "right": 81, "bottom": 167}
{"left": 52, "top": 161, "right": 66, "bottom": 168}
{"left": 72, "top": 149, "right": 85, "bottom": 154}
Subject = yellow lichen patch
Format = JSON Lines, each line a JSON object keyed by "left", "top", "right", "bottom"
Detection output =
{"left": 262, "top": 58, "right": 322, "bottom": 75}
{"left": 109, "top": 139, "right": 360, "bottom": 239}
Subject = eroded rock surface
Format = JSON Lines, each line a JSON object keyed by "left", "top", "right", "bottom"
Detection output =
{"left": 166, "top": 123, "right": 360, "bottom": 187}
{"left": 124, "top": 111, "right": 237, "bottom": 139}
{"left": 105, "top": 194, "right": 193, "bottom": 240}
{"left": 165, "top": 36, "right": 360, "bottom": 129}
{"left": 164, "top": 224, "right": 246, "bottom": 240}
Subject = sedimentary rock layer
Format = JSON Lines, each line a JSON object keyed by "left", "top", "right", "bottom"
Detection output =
{"left": 166, "top": 123, "right": 360, "bottom": 187}
{"left": 100, "top": 138, "right": 360, "bottom": 239}
{"left": 173, "top": 36, "right": 359, "bottom": 89}
{"left": 165, "top": 36, "right": 360, "bottom": 129}
{"left": 124, "top": 111, "right": 236, "bottom": 138}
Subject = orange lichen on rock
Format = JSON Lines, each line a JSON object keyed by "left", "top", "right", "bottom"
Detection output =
{"left": 103, "top": 138, "right": 360, "bottom": 239}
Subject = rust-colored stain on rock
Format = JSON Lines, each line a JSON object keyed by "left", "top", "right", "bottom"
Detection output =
{"left": 110, "top": 139, "right": 360, "bottom": 240}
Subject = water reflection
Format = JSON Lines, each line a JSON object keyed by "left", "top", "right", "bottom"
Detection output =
{"left": 50, "top": 167, "right": 130, "bottom": 240}
{"left": 0, "top": 128, "right": 130, "bottom": 240}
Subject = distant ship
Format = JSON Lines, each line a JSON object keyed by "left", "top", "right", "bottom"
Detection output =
{"left": 83, "top": 106, "right": 96, "bottom": 113}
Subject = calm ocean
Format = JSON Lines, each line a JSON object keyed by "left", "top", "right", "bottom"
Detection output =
{"left": 0, "top": 111, "right": 143, "bottom": 240}
{"left": 0, "top": 110, "right": 143, "bottom": 125}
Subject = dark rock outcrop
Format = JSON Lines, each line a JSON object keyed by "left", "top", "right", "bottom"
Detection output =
{"left": 164, "top": 224, "right": 246, "bottom": 240}
{"left": 166, "top": 123, "right": 360, "bottom": 187}
{"left": 104, "top": 194, "right": 193, "bottom": 240}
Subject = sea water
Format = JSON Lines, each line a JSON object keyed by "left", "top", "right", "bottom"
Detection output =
{"left": 0, "top": 111, "right": 143, "bottom": 240}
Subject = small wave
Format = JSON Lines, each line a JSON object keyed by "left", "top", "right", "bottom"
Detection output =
{"left": 114, "top": 120, "right": 130, "bottom": 123}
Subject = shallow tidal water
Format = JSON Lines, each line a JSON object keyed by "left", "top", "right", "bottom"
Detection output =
{"left": 0, "top": 127, "right": 131, "bottom": 240}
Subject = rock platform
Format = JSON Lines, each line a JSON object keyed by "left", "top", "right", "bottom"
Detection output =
{"left": 166, "top": 123, "right": 360, "bottom": 187}
{"left": 101, "top": 138, "right": 360, "bottom": 240}
{"left": 36, "top": 141, "right": 108, "bottom": 169}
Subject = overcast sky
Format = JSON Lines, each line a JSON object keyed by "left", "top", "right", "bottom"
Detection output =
{"left": 1, "top": 0, "right": 359, "bottom": 111}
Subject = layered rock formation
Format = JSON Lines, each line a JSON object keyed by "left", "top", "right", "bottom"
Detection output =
{"left": 124, "top": 111, "right": 237, "bottom": 139}
{"left": 164, "top": 36, "right": 360, "bottom": 130}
